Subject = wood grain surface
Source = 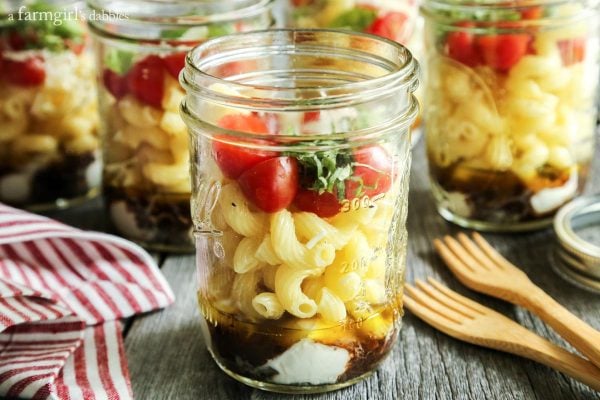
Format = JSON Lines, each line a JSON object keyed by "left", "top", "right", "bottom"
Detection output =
{"left": 44, "top": 135, "right": 600, "bottom": 400}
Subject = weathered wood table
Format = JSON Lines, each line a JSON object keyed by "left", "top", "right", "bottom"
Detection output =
{"left": 50, "top": 138, "right": 600, "bottom": 400}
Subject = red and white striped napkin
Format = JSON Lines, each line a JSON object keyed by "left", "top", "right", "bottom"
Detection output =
{"left": 0, "top": 203, "right": 175, "bottom": 399}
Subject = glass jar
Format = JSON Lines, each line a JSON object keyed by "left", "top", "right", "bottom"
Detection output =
{"left": 181, "top": 29, "right": 419, "bottom": 393}
{"left": 88, "top": 0, "right": 273, "bottom": 252}
{"left": 422, "top": 0, "right": 600, "bottom": 232}
{"left": 0, "top": 1, "right": 100, "bottom": 211}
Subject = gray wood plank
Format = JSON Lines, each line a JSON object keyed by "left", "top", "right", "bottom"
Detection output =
{"left": 125, "top": 136, "right": 600, "bottom": 399}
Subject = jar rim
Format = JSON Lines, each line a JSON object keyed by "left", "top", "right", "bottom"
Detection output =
{"left": 87, "top": 0, "right": 273, "bottom": 37}
{"left": 181, "top": 29, "right": 419, "bottom": 111}
{"left": 180, "top": 29, "right": 419, "bottom": 143}
{"left": 421, "top": 0, "right": 600, "bottom": 28}
{"left": 181, "top": 96, "right": 419, "bottom": 147}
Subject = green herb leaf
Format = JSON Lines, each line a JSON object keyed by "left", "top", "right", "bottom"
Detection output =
{"left": 329, "top": 7, "right": 377, "bottom": 31}
{"left": 286, "top": 141, "right": 355, "bottom": 200}
{"left": 161, "top": 28, "right": 189, "bottom": 40}
{"left": 54, "top": 19, "right": 84, "bottom": 39}
{"left": 207, "top": 24, "right": 235, "bottom": 39}
{"left": 104, "top": 48, "right": 135, "bottom": 75}
{"left": 1, "top": 1, "right": 85, "bottom": 52}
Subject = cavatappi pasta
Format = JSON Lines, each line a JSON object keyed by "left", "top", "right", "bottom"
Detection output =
{"left": 0, "top": 50, "right": 100, "bottom": 208}
{"left": 205, "top": 179, "right": 397, "bottom": 327}
{"left": 104, "top": 76, "right": 190, "bottom": 194}
{"left": 424, "top": 5, "right": 599, "bottom": 229}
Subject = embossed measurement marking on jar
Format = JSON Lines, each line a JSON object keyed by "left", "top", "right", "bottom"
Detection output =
{"left": 341, "top": 193, "right": 386, "bottom": 213}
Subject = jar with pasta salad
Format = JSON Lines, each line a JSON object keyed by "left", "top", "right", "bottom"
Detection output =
{"left": 0, "top": 1, "right": 100, "bottom": 210}
{"left": 87, "top": 0, "right": 273, "bottom": 252}
{"left": 181, "top": 29, "right": 419, "bottom": 392}
{"left": 422, "top": 0, "right": 600, "bottom": 231}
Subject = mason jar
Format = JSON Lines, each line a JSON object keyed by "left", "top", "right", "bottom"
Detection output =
{"left": 0, "top": 1, "right": 100, "bottom": 211}
{"left": 88, "top": 0, "right": 273, "bottom": 252}
{"left": 181, "top": 29, "right": 419, "bottom": 393}
{"left": 422, "top": 0, "right": 600, "bottom": 232}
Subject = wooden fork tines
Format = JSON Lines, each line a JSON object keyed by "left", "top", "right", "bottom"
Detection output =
{"left": 404, "top": 278, "right": 600, "bottom": 392}
{"left": 434, "top": 233, "right": 600, "bottom": 370}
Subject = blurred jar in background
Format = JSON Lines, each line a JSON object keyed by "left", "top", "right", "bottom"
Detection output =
{"left": 0, "top": 1, "right": 100, "bottom": 211}
{"left": 88, "top": 0, "right": 274, "bottom": 252}
{"left": 422, "top": 0, "right": 600, "bottom": 232}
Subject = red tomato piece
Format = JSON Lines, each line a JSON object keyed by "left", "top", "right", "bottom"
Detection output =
{"left": 521, "top": 6, "right": 543, "bottom": 20}
{"left": 238, "top": 157, "right": 299, "bottom": 213}
{"left": 219, "top": 114, "right": 270, "bottom": 135}
{"left": 127, "top": 55, "right": 165, "bottom": 108}
{"left": 346, "top": 145, "right": 392, "bottom": 199}
{"left": 103, "top": 69, "right": 128, "bottom": 99}
{"left": 558, "top": 38, "right": 586, "bottom": 66}
{"left": 64, "top": 38, "right": 86, "bottom": 55}
{"left": 476, "top": 34, "right": 530, "bottom": 72}
{"left": 366, "top": 12, "right": 409, "bottom": 43}
{"left": 294, "top": 189, "right": 341, "bottom": 218}
{"left": 445, "top": 22, "right": 480, "bottom": 67}
{"left": 303, "top": 111, "right": 320, "bottom": 124}
{"left": 292, "top": 0, "right": 314, "bottom": 5}
{"left": 7, "top": 32, "right": 27, "bottom": 50}
{"left": 4, "top": 56, "right": 46, "bottom": 86}
{"left": 213, "top": 114, "right": 275, "bottom": 179}
{"left": 163, "top": 52, "right": 187, "bottom": 80}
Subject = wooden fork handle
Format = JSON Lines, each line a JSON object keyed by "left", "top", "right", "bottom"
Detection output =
{"left": 508, "top": 327, "right": 600, "bottom": 392}
{"left": 522, "top": 286, "right": 600, "bottom": 370}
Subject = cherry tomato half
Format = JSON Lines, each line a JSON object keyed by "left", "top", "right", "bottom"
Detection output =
{"left": 239, "top": 157, "right": 299, "bottom": 213}
{"left": 4, "top": 56, "right": 46, "bottom": 86}
{"left": 103, "top": 69, "right": 128, "bottom": 99}
{"left": 127, "top": 55, "right": 165, "bottom": 108}
{"left": 294, "top": 189, "right": 341, "bottom": 218}
{"left": 345, "top": 145, "right": 392, "bottom": 199}
{"left": 163, "top": 52, "right": 187, "bottom": 80}
{"left": 366, "top": 12, "right": 410, "bottom": 43}
{"left": 213, "top": 114, "right": 275, "bottom": 179}
{"left": 444, "top": 22, "right": 480, "bottom": 67}
{"left": 521, "top": 6, "right": 543, "bottom": 20}
{"left": 476, "top": 34, "right": 530, "bottom": 72}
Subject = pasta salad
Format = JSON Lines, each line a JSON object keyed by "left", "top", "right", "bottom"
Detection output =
{"left": 196, "top": 111, "right": 410, "bottom": 387}
{"left": 0, "top": 1, "right": 99, "bottom": 209}
{"left": 97, "top": 21, "right": 261, "bottom": 251}
{"left": 423, "top": 1, "right": 599, "bottom": 229}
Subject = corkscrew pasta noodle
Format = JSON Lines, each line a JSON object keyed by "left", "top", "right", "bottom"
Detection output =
{"left": 270, "top": 210, "right": 335, "bottom": 270}
{"left": 252, "top": 292, "right": 285, "bottom": 319}
{"left": 219, "top": 184, "right": 268, "bottom": 237}
{"left": 274, "top": 265, "right": 319, "bottom": 319}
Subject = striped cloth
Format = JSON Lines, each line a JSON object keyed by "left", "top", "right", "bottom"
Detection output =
{"left": 0, "top": 204, "right": 175, "bottom": 399}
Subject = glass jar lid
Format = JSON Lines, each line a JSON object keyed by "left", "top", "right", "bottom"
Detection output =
{"left": 553, "top": 195, "right": 600, "bottom": 293}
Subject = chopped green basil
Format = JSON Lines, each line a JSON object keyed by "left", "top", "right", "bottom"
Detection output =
{"left": 161, "top": 28, "right": 189, "bottom": 40}
{"left": 1, "top": 1, "right": 85, "bottom": 52}
{"left": 287, "top": 141, "right": 355, "bottom": 199}
{"left": 329, "top": 7, "right": 377, "bottom": 31}
{"left": 207, "top": 23, "right": 235, "bottom": 38}
{"left": 54, "top": 19, "right": 85, "bottom": 39}
{"left": 104, "top": 48, "right": 135, "bottom": 75}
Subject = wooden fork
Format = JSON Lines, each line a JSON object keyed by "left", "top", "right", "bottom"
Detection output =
{"left": 434, "top": 232, "right": 600, "bottom": 370}
{"left": 404, "top": 278, "right": 600, "bottom": 391}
